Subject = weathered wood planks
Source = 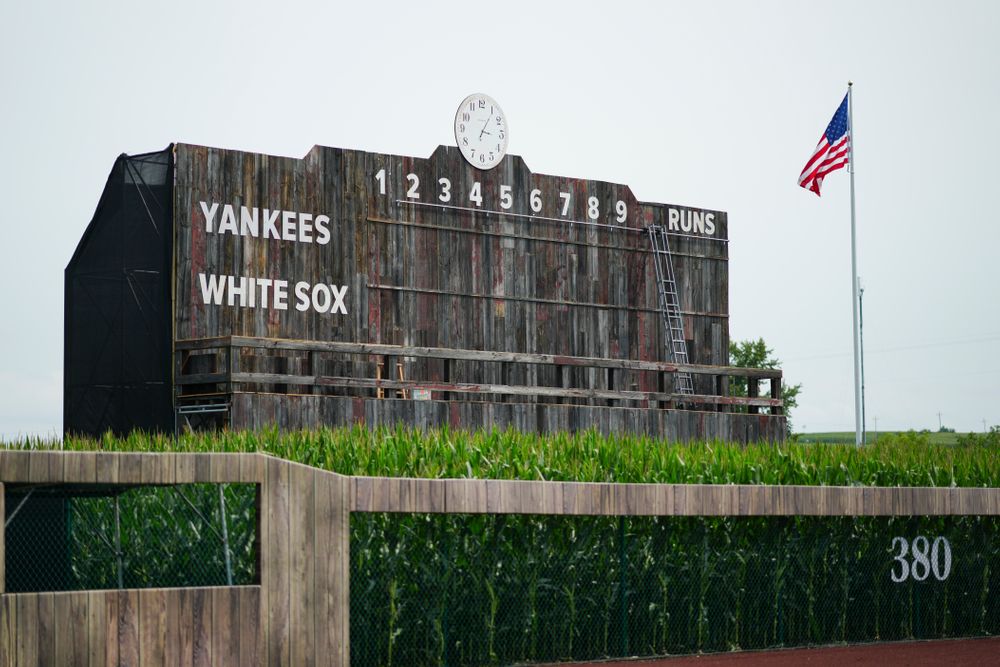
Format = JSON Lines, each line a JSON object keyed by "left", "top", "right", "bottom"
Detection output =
{"left": 0, "top": 587, "right": 258, "bottom": 667}
{"left": 349, "top": 476, "right": 1000, "bottom": 517}
{"left": 3, "top": 451, "right": 997, "bottom": 666}
{"left": 170, "top": 142, "right": 760, "bottom": 441}
{"left": 230, "top": 393, "right": 788, "bottom": 442}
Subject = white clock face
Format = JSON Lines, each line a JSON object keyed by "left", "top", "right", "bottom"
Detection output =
{"left": 454, "top": 93, "right": 508, "bottom": 170}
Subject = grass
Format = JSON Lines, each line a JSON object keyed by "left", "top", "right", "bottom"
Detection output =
{"left": 799, "top": 431, "right": 964, "bottom": 446}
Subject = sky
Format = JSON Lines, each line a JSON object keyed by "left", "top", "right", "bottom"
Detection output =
{"left": 1, "top": 0, "right": 997, "bottom": 439}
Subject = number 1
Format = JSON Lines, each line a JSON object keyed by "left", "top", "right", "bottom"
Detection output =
{"left": 375, "top": 168, "right": 386, "bottom": 195}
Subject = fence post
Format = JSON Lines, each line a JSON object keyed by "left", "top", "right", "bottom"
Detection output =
{"left": 219, "top": 484, "right": 233, "bottom": 586}
{"left": 114, "top": 494, "right": 124, "bottom": 589}
{"left": 619, "top": 515, "right": 628, "bottom": 657}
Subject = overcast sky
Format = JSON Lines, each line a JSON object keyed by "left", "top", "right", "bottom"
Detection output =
{"left": 1, "top": 0, "right": 997, "bottom": 439}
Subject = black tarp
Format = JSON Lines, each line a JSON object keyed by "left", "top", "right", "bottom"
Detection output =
{"left": 64, "top": 147, "right": 173, "bottom": 436}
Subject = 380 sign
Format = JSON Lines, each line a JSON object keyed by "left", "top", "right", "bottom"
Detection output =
{"left": 890, "top": 535, "right": 952, "bottom": 583}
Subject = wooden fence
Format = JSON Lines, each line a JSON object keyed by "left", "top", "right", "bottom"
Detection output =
{"left": 1, "top": 451, "right": 998, "bottom": 666}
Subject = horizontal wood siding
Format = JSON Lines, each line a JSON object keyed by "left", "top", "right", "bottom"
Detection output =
{"left": 230, "top": 392, "right": 786, "bottom": 442}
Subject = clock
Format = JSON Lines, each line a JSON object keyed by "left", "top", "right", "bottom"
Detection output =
{"left": 454, "top": 93, "right": 508, "bottom": 170}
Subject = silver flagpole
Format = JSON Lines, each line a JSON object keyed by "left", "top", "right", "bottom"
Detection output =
{"left": 848, "top": 82, "right": 862, "bottom": 446}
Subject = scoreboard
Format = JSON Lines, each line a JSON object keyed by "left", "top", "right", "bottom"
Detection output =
{"left": 65, "top": 102, "right": 785, "bottom": 439}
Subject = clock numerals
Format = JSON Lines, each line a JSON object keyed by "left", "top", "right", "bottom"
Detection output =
{"left": 456, "top": 93, "right": 508, "bottom": 171}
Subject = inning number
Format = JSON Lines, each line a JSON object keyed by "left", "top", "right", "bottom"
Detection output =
{"left": 406, "top": 173, "right": 420, "bottom": 199}
{"left": 891, "top": 536, "right": 951, "bottom": 583}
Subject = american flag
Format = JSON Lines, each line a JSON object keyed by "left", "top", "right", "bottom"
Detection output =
{"left": 798, "top": 93, "right": 850, "bottom": 196}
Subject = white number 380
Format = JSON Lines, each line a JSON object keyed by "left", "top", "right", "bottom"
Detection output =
{"left": 891, "top": 535, "right": 952, "bottom": 582}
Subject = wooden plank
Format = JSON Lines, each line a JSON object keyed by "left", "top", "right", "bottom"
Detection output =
{"left": 86, "top": 591, "right": 111, "bottom": 667}
{"left": 27, "top": 451, "right": 58, "bottom": 484}
{"left": 210, "top": 454, "right": 243, "bottom": 483}
{"left": 60, "top": 452, "right": 96, "bottom": 485}
{"left": 287, "top": 462, "right": 316, "bottom": 667}
{"left": 177, "top": 335, "right": 782, "bottom": 379}
{"left": 0, "top": 595, "right": 14, "bottom": 667}
{"left": 53, "top": 592, "right": 87, "bottom": 667}
{"left": 211, "top": 587, "right": 239, "bottom": 666}
{"left": 191, "top": 587, "right": 212, "bottom": 667}
{"left": 36, "top": 593, "right": 54, "bottom": 667}
{"left": 176, "top": 588, "right": 194, "bottom": 667}
{"left": 239, "top": 453, "right": 264, "bottom": 484}
{"left": 117, "top": 453, "right": 143, "bottom": 485}
{"left": 139, "top": 588, "right": 167, "bottom": 666}
{"left": 15, "top": 594, "right": 37, "bottom": 667}
{"left": 193, "top": 454, "right": 214, "bottom": 484}
{"left": 312, "top": 472, "right": 336, "bottom": 666}
{"left": 226, "top": 372, "right": 782, "bottom": 408}
{"left": 175, "top": 453, "right": 198, "bottom": 484}
{"left": 238, "top": 587, "right": 261, "bottom": 667}
{"left": 96, "top": 453, "right": 120, "bottom": 485}
{"left": 0, "top": 452, "right": 30, "bottom": 484}
{"left": 265, "top": 457, "right": 290, "bottom": 666}
{"left": 345, "top": 477, "right": 1000, "bottom": 517}
{"left": 163, "top": 589, "right": 182, "bottom": 667}
{"left": 117, "top": 590, "right": 139, "bottom": 667}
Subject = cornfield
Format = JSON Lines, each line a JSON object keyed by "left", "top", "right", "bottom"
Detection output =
{"left": 15, "top": 425, "right": 998, "bottom": 487}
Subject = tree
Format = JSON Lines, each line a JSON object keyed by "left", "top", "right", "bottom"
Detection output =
{"left": 729, "top": 338, "right": 802, "bottom": 432}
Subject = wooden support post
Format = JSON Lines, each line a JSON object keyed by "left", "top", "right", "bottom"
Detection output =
{"left": 396, "top": 362, "right": 407, "bottom": 399}
{"left": 375, "top": 360, "right": 384, "bottom": 399}
{"left": 748, "top": 377, "right": 759, "bottom": 415}
{"left": 771, "top": 377, "right": 783, "bottom": 416}
{"left": 227, "top": 345, "right": 238, "bottom": 396}
{"left": 308, "top": 351, "right": 319, "bottom": 395}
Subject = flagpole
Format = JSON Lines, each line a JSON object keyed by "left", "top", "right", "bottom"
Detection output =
{"left": 848, "top": 81, "right": 862, "bottom": 446}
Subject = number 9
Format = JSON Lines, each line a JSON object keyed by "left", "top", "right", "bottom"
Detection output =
{"left": 615, "top": 200, "right": 627, "bottom": 223}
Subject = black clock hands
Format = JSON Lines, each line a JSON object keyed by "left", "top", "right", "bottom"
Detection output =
{"left": 479, "top": 115, "right": 492, "bottom": 140}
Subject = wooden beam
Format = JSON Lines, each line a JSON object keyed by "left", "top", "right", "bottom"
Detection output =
{"left": 223, "top": 372, "right": 783, "bottom": 408}
{"left": 175, "top": 336, "right": 782, "bottom": 380}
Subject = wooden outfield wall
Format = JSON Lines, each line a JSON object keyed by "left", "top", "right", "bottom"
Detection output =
{"left": 2, "top": 451, "right": 999, "bottom": 666}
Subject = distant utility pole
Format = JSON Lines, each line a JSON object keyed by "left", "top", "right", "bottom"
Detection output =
{"left": 937, "top": 411, "right": 943, "bottom": 430}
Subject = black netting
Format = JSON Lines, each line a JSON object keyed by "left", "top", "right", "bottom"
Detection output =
{"left": 64, "top": 147, "right": 174, "bottom": 436}
{"left": 4, "top": 483, "right": 256, "bottom": 592}
{"left": 351, "top": 513, "right": 1000, "bottom": 666}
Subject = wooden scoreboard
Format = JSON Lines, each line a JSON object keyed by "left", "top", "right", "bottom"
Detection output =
{"left": 65, "top": 96, "right": 785, "bottom": 440}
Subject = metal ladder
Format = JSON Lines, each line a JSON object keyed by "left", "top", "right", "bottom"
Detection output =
{"left": 647, "top": 225, "right": 694, "bottom": 395}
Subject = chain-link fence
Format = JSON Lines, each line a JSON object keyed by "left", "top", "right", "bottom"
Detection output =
{"left": 351, "top": 514, "right": 1000, "bottom": 666}
{"left": 4, "top": 483, "right": 256, "bottom": 592}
